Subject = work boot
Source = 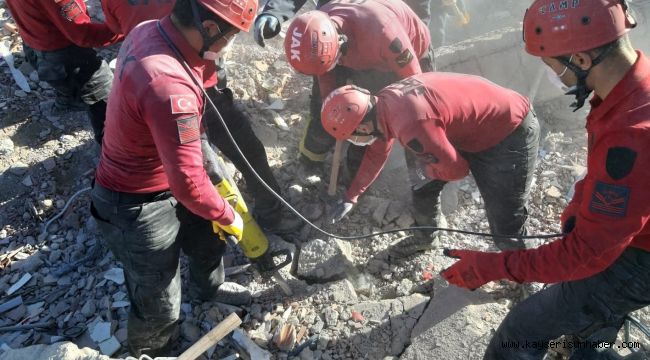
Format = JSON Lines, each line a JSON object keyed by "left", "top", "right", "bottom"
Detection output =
{"left": 258, "top": 212, "right": 303, "bottom": 235}
{"left": 194, "top": 282, "right": 251, "bottom": 305}
{"left": 389, "top": 211, "right": 446, "bottom": 258}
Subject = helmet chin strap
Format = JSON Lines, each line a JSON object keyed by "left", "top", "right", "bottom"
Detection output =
{"left": 559, "top": 42, "right": 617, "bottom": 111}
{"left": 190, "top": 0, "right": 230, "bottom": 57}
{"left": 365, "top": 97, "right": 385, "bottom": 140}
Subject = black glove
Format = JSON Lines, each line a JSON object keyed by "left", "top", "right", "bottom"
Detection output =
{"left": 253, "top": 15, "right": 280, "bottom": 47}
{"left": 328, "top": 200, "right": 354, "bottom": 224}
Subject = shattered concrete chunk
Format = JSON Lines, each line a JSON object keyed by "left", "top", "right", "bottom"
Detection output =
{"left": 296, "top": 239, "right": 354, "bottom": 282}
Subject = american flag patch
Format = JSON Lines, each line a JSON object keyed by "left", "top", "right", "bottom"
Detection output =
{"left": 176, "top": 116, "right": 200, "bottom": 144}
{"left": 59, "top": 0, "right": 83, "bottom": 22}
{"left": 589, "top": 181, "right": 630, "bottom": 218}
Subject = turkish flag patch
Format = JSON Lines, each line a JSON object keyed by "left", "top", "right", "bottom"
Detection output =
{"left": 589, "top": 181, "right": 630, "bottom": 218}
{"left": 170, "top": 94, "right": 197, "bottom": 114}
{"left": 176, "top": 116, "right": 200, "bottom": 144}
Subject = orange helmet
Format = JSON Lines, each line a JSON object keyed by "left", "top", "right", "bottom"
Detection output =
{"left": 321, "top": 85, "right": 373, "bottom": 141}
{"left": 284, "top": 11, "right": 340, "bottom": 75}
{"left": 198, "top": 0, "right": 257, "bottom": 32}
{"left": 523, "top": 0, "right": 636, "bottom": 56}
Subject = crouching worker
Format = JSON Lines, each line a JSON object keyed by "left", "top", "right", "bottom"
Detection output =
{"left": 322, "top": 73, "right": 539, "bottom": 257}
{"left": 5, "top": 0, "right": 122, "bottom": 144}
{"left": 90, "top": 0, "right": 256, "bottom": 356}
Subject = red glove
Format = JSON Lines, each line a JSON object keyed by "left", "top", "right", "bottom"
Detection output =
{"left": 440, "top": 249, "right": 515, "bottom": 290}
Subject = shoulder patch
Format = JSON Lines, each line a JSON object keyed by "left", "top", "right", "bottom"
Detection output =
{"left": 407, "top": 138, "right": 423, "bottom": 153}
{"left": 59, "top": 0, "right": 83, "bottom": 21}
{"left": 395, "top": 49, "right": 414, "bottom": 68}
{"left": 589, "top": 181, "right": 630, "bottom": 218}
{"left": 170, "top": 94, "right": 197, "bottom": 114}
{"left": 389, "top": 38, "right": 403, "bottom": 54}
{"left": 606, "top": 147, "right": 637, "bottom": 180}
{"left": 176, "top": 116, "right": 200, "bottom": 144}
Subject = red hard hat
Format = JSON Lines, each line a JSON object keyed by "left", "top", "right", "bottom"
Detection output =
{"left": 198, "top": 0, "right": 258, "bottom": 32}
{"left": 523, "top": 0, "right": 635, "bottom": 56}
{"left": 321, "top": 85, "right": 372, "bottom": 141}
{"left": 284, "top": 11, "right": 340, "bottom": 75}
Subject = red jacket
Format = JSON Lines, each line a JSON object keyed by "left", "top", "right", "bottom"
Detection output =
{"left": 95, "top": 16, "right": 234, "bottom": 224}
{"left": 101, "top": 0, "right": 175, "bottom": 36}
{"left": 346, "top": 72, "right": 530, "bottom": 202}
{"left": 6, "top": 0, "right": 121, "bottom": 51}
{"left": 318, "top": 0, "right": 431, "bottom": 99}
{"left": 503, "top": 51, "right": 650, "bottom": 283}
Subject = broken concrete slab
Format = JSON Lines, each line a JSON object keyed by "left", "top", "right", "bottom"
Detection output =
{"left": 0, "top": 342, "right": 109, "bottom": 360}
{"left": 103, "top": 268, "right": 124, "bottom": 285}
{"left": 6, "top": 273, "right": 32, "bottom": 296}
{"left": 296, "top": 239, "right": 354, "bottom": 283}
{"left": 400, "top": 282, "right": 508, "bottom": 360}
{"left": 315, "top": 279, "right": 358, "bottom": 304}
{"left": 346, "top": 294, "right": 430, "bottom": 358}
{"left": 89, "top": 322, "right": 111, "bottom": 343}
{"left": 97, "top": 336, "right": 120, "bottom": 357}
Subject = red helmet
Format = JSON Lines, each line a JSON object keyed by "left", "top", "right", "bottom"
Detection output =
{"left": 321, "top": 85, "right": 373, "bottom": 141}
{"left": 284, "top": 11, "right": 340, "bottom": 75}
{"left": 523, "top": 0, "right": 635, "bottom": 56}
{"left": 199, "top": 0, "right": 258, "bottom": 32}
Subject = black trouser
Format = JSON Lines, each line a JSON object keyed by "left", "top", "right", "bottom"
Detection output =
{"left": 23, "top": 44, "right": 113, "bottom": 144}
{"left": 203, "top": 87, "right": 282, "bottom": 228}
{"left": 484, "top": 247, "right": 650, "bottom": 359}
{"left": 412, "top": 111, "right": 540, "bottom": 250}
{"left": 90, "top": 183, "right": 226, "bottom": 357}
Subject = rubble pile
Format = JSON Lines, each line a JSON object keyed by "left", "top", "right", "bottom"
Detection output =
{"left": 0, "top": 1, "right": 649, "bottom": 359}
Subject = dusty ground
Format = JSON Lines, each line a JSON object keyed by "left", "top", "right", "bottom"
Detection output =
{"left": 1, "top": 1, "right": 650, "bottom": 359}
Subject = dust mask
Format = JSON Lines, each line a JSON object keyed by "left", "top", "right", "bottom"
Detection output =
{"left": 203, "top": 35, "right": 237, "bottom": 61}
{"left": 545, "top": 56, "right": 576, "bottom": 94}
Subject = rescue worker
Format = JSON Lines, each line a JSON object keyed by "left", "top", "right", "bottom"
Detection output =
{"left": 283, "top": 0, "right": 434, "bottom": 180}
{"left": 99, "top": 0, "right": 297, "bottom": 232}
{"left": 90, "top": 0, "right": 256, "bottom": 356}
{"left": 252, "top": 0, "right": 432, "bottom": 49}
{"left": 441, "top": 1, "right": 650, "bottom": 358}
{"left": 321, "top": 73, "right": 539, "bottom": 257}
{"left": 5, "top": 0, "right": 121, "bottom": 144}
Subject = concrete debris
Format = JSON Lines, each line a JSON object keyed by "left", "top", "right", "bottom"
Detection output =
{"left": 318, "top": 279, "right": 358, "bottom": 304}
{"left": 103, "top": 268, "right": 125, "bottom": 285}
{"left": 0, "top": 296, "right": 22, "bottom": 314}
{"left": 97, "top": 336, "right": 120, "bottom": 357}
{"left": 372, "top": 199, "right": 391, "bottom": 225}
{"left": 0, "top": 342, "right": 110, "bottom": 360}
{"left": 401, "top": 285, "right": 508, "bottom": 359}
{"left": 89, "top": 322, "right": 111, "bottom": 343}
{"left": 232, "top": 328, "right": 271, "bottom": 360}
{"left": 545, "top": 185, "right": 562, "bottom": 199}
{"left": 296, "top": 239, "right": 354, "bottom": 282}
{"left": 6, "top": 273, "right": 32, "bottom": 295}
{"left": 349, "top": 294, "right": 429, "bottom": 357}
